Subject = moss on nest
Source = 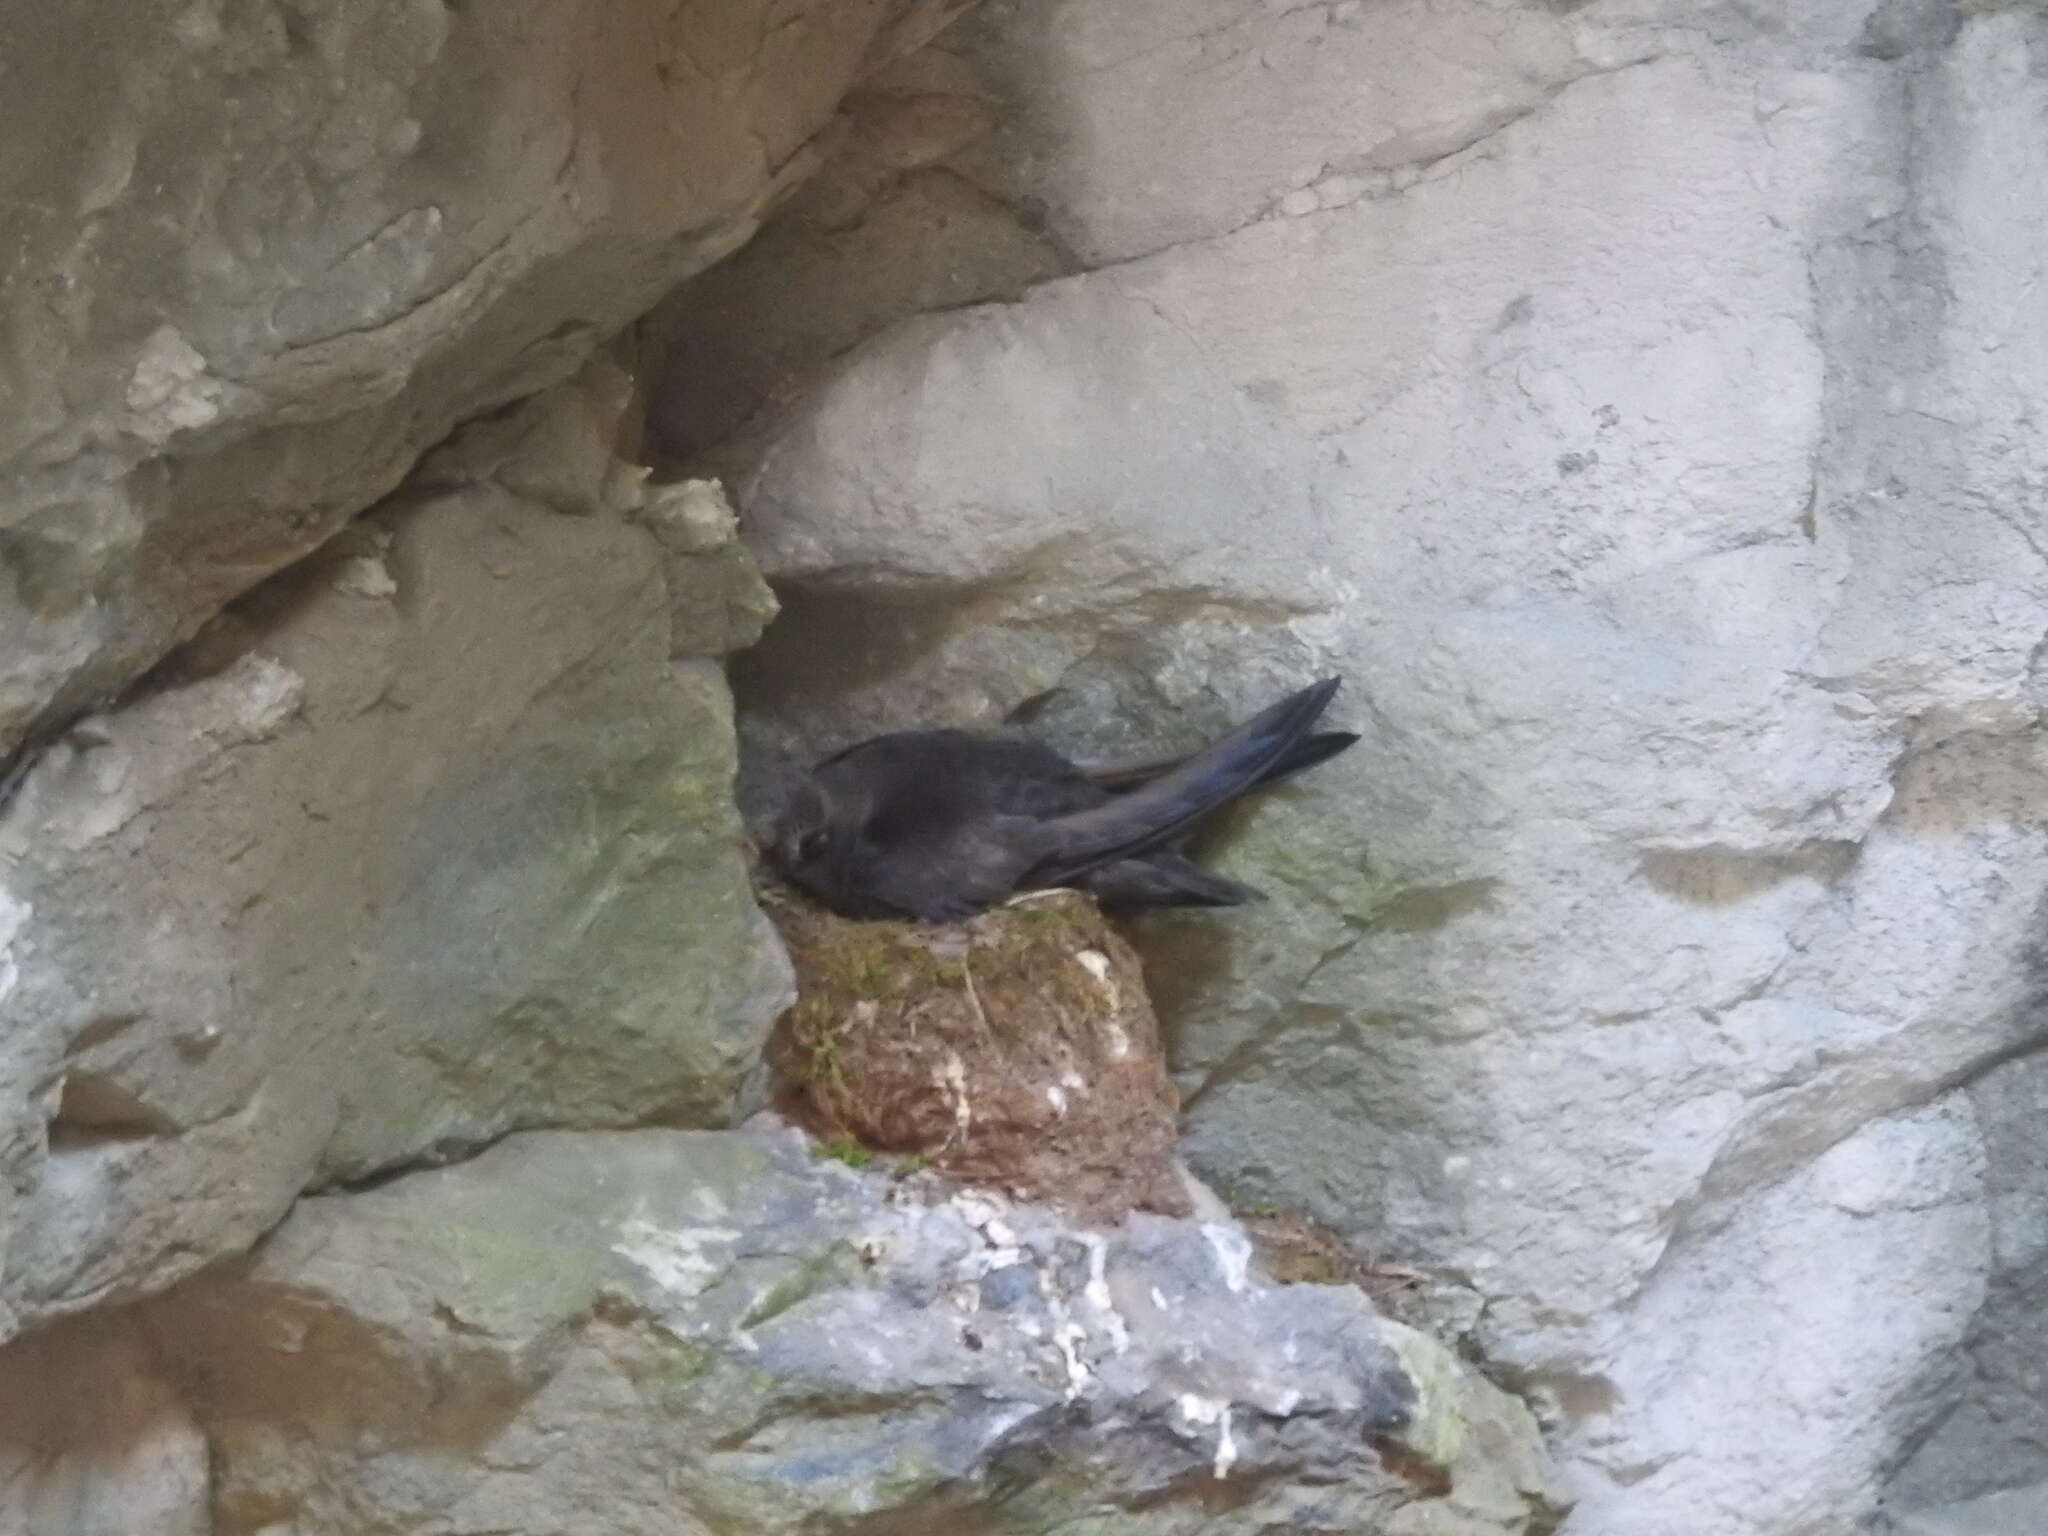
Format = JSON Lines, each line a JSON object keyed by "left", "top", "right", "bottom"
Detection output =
{"left": 761, "top": 886, "right": 1189, "bottom": 1224}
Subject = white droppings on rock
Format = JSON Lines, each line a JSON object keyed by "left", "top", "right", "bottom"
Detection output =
{"left": 1178, "top": 1393, "right": 1238, "bottom": 1478}
{"left": 1053, "top": 1315, "right": 1093, "bottom": 1398}
{"left": 1046, "top": 1085, "right": 1067, "bottom": 1115}
{"left": 1079, "top": 1231, "right": 1129, "bottom": 1355}
{"left": 953, "top": 1191, "right": 1022, "bottom": 1263}
{"left": 610, "top": 1214, "right": 740, "bottom": 1298}
{"left": 0, "top": 887, "right": 28, "bottom": 1007}
{"left": 1202, "top": 1223, "right": 1254, "bottom": 1294}
{"left": 954, "top": 1190, "right": 1004, "bottom": 1230}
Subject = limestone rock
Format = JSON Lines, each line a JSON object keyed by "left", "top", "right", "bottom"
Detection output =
{"left": 137, "top": 1125, "right": 1567, "bottom": 1535}
{"left": 0, "top": 389, "right": 790, "bottom": 1333}
{"left": 1884, "top": 1047, "right": 2048, "bottom": 1511}
{"left": 0, "top": 0, "right": 956, "bottom": 762}
{"left": 693, "top": 2, "right": 2048, "bottom": 1529}
{"left": 0, "top": 1313, "right": 207, "bottom": 1536}
{"left": 1887, "top": 1484, "right": 2048, "bottom": 1536}
{"left": 765, "top": 887, "right": 1188, "bottom": 1222}
{"left": 642, "top": 39, "right": 1067, "bottom": 460}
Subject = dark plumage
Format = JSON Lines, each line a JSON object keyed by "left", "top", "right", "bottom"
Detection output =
{"left": 769, "top": 678, "right": 1357, "bottom": 922}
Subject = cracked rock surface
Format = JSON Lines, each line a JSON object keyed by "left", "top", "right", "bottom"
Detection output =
{"left": 0, "top": 366, "right": 791, "bottom": 1338}
{"left": 0, "top": 0, "right": 950, "bottom": 762}
{"left": 4, "top": 0, "right": 2047, "bottom": 1531}
{"left": 127, "top": 1125, "right": 1565, "bottom": 1535}
{"left": 671, "top": 2, "right": 2048, "bottom": 1530}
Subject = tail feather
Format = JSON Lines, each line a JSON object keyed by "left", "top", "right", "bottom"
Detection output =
{"left": 1085, "top": 730, "right": 1357, "bottom": 793}
{"left": 1253, "top": 729, "right": 1358, "bottom": 788}
{"left": 1029, "top": 678, "right": 1342, "bottom": 886}
{"left": 1078, "top": 852, "right": 1262, "bottom": 908}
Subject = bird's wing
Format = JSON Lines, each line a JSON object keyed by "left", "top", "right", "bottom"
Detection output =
{"left": 1029, "top": 678, "right": 1343, "bottom": 886}
{"left": 1077, "top": 853, "right": 1261, "bottom": 908}
{"left": 1083, "top": 730, "right": 1360, "bottom": 793}
{"left": 859, "top": 815, "right": 1055, "bottom": 923}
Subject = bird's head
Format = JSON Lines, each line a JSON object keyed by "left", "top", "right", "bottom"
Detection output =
{"left": 770, "top": 779, "right": 852, "bottom": 910}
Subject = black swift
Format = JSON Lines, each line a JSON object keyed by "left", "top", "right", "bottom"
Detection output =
{"left": 770, "top": 678, "right": 1356, "bottom": 922}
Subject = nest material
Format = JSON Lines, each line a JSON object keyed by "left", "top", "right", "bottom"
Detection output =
{"left": 764, "top": 888, "right": 1190, "bottom": 1224}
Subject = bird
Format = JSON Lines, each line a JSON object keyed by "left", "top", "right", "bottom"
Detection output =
{"left": 768, "top": 677, "right": 1357, "bottom": 922}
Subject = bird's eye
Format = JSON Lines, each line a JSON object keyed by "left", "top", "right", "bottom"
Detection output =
{"left": 795, "top": 828, "right": 829, "bottom": 864}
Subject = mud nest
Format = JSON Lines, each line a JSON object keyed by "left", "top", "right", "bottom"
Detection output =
{"left": 762, "top": 887, "right": 1190, "bottom": 1224}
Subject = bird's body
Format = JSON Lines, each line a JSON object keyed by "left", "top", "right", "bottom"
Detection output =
{"left": 770, "top": 678, "right": 1356, "bottom": 922}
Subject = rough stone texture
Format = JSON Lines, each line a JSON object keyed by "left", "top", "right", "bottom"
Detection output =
{"left": 0, "top": 1, "right": 1580, "bottom": 1531}
{"left": 767, "top": 887, "right": 1189, "bottom": 1222}
{"left": 640, "top": 40, "right": 1068, "bottom": 461}
{"left": 1884, "top": 1046, "right": 2048, "bottom": 1517}
{"left": 0, "top": 0, "right": 956, "bottom": 763}
{"left": 0, "top": 1313, "right": 207, "bottom": 1536}
{"left": 1887, "top": 1484, "right": 2048, "bottom": 1536}
{"left": 0, "top": 367, "right": 791, "bottom": 1338}
{"left": 688, "top": 2, "right": 2048, "bottom": 1529}
{"left": 134, "top": 1125, "right": 1566, "bottom": 1535}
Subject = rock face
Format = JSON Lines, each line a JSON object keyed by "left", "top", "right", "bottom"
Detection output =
{"left": 0, "top": 0, "right": 1579, "bottom": 1529}
{"left": 674, "top": 2, "right": 2048, "bottom": 1530}
{"left": 0, "top": 367, "right": 791, "bottom": 1337}
{"left": 639, "top": 42, "right": 1068, "bottom": 460}
{"left": 0, "top": 1312, "right": 209, "bottom": 1536}
{"left": 136, "top": 1125, "right": 1564, "bottom": 1535}
{"left": 0, "top": 0, "right": 952, "bottom": 762}
{"left": 1884, "top": 1048, "right": 2048, "bottom": 1520}
{"left": 10, "top": 0, "right": 2048, "bottom": 1529}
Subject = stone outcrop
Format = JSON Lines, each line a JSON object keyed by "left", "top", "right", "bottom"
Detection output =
{"left": 0, "top": 366, "right": 791, "bottom": 1337}
{"left": 8, "top": 0, "right": 2048, "bottom": 1530}
{"left": 123, "top": 1125, "right": 1564, "bottom": 1535}
{"left": 0, "top": 0, "right": 958, "bottom": 764}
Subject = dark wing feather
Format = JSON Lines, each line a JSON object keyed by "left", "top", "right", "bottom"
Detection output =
{"left": 805, "top": 733, "right": 1081, "bottom": 921}
{"left": 1077, "top": 852, "right": 1261, "bottom": 908}
{"left": 1084, "top": 730, "right": 1358, "bottom": 792}
{"left": 857, "top": 814, "right": 1054, "bottom": 922}
{"left": 1028, "top": 678, "right": 1342, "bottom": 887}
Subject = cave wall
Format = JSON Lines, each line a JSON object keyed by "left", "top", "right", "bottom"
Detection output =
{"left": 0, "top": 0, "right": 982, "bottom": 1347}
{"left": 0, "top": 0, "right": 953, "bottom": 763}
{"left": 676, "top": 3, "right": 2048, "bottom": 1532}
{"left": 5, "top": 0, "right": 2047, "bottom": 1532}
{"left": 0, "top": 1, "right": 1568, "bottom": 1531}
